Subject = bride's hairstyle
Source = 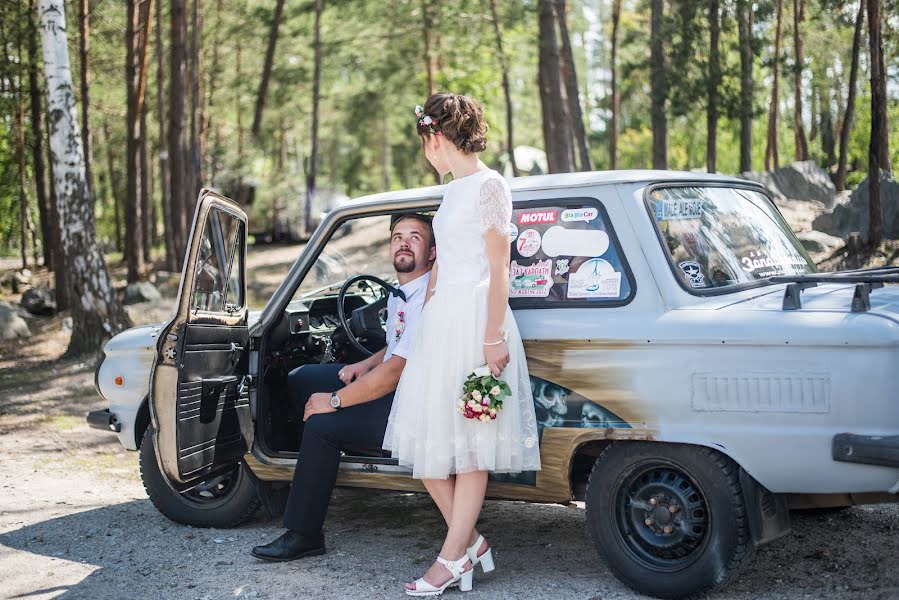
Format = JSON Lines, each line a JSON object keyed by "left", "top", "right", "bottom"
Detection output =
{"left": 416, "top": 93, "right": 488, "bottom": 154}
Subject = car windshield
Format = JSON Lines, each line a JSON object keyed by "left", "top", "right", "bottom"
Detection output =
{"left": 648, "top": 186, "right": 816, "bottom": 292}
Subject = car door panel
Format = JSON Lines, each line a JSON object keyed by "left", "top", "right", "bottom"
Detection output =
{"left": 150, "top": 189, "right": 251, "bottom": 485}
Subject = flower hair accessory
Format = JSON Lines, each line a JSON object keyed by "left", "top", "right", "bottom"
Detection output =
{"left": 415, "top": 104, "right": 443, "bottom": 136}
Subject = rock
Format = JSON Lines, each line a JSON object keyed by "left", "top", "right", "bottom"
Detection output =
{"left": 0, "top": 302, "right": 31, "bottom": 340}
{"left": 772, "top": 197, "right": 828, "bottom": 233}
{"left": 742, "top": 160, "right": 837, "bottom": 208}
{"left": 124, "top": 281, "right": 162, "bottom": 304}
{"left": 812, "top": 171, "right": 899, "bottom": 243}
{"left": 795, "top": 230, "right": 844, "bottom": 257}
{"left": 20, "top": 286, "right": 57, "bottom": 316}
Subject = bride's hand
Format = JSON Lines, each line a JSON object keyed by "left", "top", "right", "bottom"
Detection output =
{"left": 484, "top": 341, "right": 510, "bottom": 377}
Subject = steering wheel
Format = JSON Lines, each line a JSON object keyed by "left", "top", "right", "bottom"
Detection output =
{"left": 337, "top": 275, "right": 403, "bottom": 356}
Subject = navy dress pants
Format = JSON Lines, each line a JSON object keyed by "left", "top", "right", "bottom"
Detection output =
{"left": 282, "top": 363, "right": 394, "bottom": 535}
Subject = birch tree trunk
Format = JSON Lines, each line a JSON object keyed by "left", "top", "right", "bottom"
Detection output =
{"left": 38, "top": 0, "right": 131, "bottom": 356}
{"left": 27, "top": 0, "right": 53, "bottom": 269}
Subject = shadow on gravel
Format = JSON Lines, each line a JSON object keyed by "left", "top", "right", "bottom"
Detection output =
{"left": 2, "top": 491, "right": 898, "bottom": 599}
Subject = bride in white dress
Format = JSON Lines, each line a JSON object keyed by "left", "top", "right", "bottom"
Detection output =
{"left": 382, "top": 93, "right": 540, "bottom": 596}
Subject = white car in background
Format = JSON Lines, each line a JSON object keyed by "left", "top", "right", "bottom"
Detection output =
{"left": 91, "top": 171, "right": 899, "bottom": 599}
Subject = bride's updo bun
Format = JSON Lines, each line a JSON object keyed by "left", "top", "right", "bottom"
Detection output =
{"left": 418, "top": 93, "right": 488, "bottom": 154}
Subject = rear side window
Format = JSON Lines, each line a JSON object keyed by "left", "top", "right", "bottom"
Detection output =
{"left": 508, "top": 199, "right": 634, "bottom": 308}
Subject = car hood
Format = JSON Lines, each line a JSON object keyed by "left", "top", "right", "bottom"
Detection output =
{"left": 714, "top": 283, "right": 899, "bottom": 323}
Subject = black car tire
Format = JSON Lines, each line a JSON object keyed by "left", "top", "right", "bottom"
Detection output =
{"left": 585, "top": 442, "right": 754, "bottom": 599}
{"left": 139, "top": 427, "right": 261, "bottom": 528}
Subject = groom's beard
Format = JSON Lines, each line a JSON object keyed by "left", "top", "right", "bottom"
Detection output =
{"left": 393, "top": 251, "right": 416, "bottom": 273}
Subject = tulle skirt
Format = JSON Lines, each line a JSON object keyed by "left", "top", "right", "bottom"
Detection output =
{"left": 382, "top": 280, "right": 542, "bottom": 479}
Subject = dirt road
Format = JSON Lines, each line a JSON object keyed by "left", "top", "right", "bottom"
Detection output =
{"left": 1, "top": 353, "right": 898, "bottom": 600}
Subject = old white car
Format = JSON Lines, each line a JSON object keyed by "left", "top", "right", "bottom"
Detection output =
{"left": 90, "top": 171, "right": 899, "bottom": 599}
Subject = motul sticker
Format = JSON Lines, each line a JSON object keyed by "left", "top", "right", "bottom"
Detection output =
{"left": 518, "top": 210, "right": 557, "bottom": 225}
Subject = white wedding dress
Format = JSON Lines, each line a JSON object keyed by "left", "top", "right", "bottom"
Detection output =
{"left": 382, "top": 169, "right": 541, "bottom": 479}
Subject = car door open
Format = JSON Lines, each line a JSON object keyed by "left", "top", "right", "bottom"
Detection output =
{"left": 149, "top": 189, "right": 252, "bottom": 486}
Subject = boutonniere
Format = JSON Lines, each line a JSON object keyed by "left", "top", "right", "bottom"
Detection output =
{"left": 394, "top": 311, "right": 406, "bottom": 342}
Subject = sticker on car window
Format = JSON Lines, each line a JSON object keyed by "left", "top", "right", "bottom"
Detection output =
{"left": 518, "top": 210, "right": 557, "bottom": 225}
{"left": 516, "top": 229, "right": 542, "bottom": 258}
{"left": 678, "top": 261, "right": 706, "bottom": 288}
{"left": 561, "top": 207, "right": 598, "bottom": 223}
{"left": 567, "top": 258, "right": 622, "bottom": 298}
{"left": 508, "top": 222, "right": 519, "bottom": 242}
{"left": 541, "top": 225, "right": 610, "bottom": 258}
{"left": 654, "top": 199, "right": 704, "bottom": 221}
{"left": 510, "top": 260, "right": 553, "bottom": 297}
{"left": 554, "top": 258, "right": 570, "bottom": 276}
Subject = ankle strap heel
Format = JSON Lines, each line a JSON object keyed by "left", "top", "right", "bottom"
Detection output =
{"left": 466, "top": 535, "right": 495, "bottom": 573}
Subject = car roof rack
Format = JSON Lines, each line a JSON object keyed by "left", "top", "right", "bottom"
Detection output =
{"left": 768, "top": 269, "right": 899, "bottom": 311}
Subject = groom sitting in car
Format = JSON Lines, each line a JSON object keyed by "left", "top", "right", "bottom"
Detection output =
{"left": 252, "top": 213, "right": 435, "bottom": 562}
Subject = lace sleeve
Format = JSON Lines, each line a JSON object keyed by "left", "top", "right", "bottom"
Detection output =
{"left": 478, "top": 177, "right": 512, "bottom": 235}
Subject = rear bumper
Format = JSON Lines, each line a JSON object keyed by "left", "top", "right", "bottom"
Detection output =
{"left": 832, "top": 433, "right": 899, "bottom": 468}
{"left": 86, "top": 409, "right": 121, "bottom": 432}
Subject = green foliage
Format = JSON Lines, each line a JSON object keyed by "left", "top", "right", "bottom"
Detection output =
{"left": 1, "top": 0, "right": 898, "bottom": 256}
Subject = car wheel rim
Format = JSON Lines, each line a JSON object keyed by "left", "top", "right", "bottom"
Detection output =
{"left": 179, "top": 466, "right": 242, "bottom": 507}
{"left": 613, "top": 461, "right": 710, "bottom": 572}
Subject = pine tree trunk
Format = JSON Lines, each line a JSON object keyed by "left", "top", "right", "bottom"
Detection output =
{"left": 17, "top": 46, "right": 29, "bottom": 270}
{"left": 27, "top": 0, "right": 53, "bottom": 269}
{"left": 792, "top": 0, "right": 808, "bottom": 161}
{"left": 189, "top": 0, "right": 203, "bottom": 195}
{"left": 126, "top": 0, "right": 146, "bottom": 282}
{"left": 818, "top": 86, "right": 836, "bottom": 166}
{"left": 38, "top": 0, "right": 132, "bottom": 356}
{"left": 866, "top": 0, "right": 890, "bottom": 245}
{"left": 650, "top": 0, "right": 667, "bottom": 169}
{"left": 706, "top": 0, "right": 719, "bottom": 172}
{"left": 305, "top": 0, "right": 323, "bottom": 235}
{"left": 537, "top": 0, "right": 573, "bottom": 173}
{"left": 252, "top": 0, "right": 286, "bottom": 137}
{"left": 155, "top": 0, "right": 175, "bottom": 270}
{"left": 835, "top": 0, "right": 863, "bottom": 192}
{"left": 422, "top": 0, "right": 437, "bottom": 96}
{"left": 737, "top": 0, "right": 753, "bottom": 172}
{"left": 203, "top": 0, "right": 223, "bottom": 184}
{"left": 765, "top": 0, "right": 783, "bottom": 170}
{"left": 102, "top": 120, "right": 123, "bottom": 253}
{"left": 77, "top": 0, "right": 95, "bottom": 204}
{"left": 169, "top": 0, "right": 190, "bottom": 261}
{"left": 610, "top": 0, "right": 621, "bottom": 170}
{"left": 489, "top": 0, "right": 518, "bottom": 176}
{"left": 556, "top": 0, "right": 591, "bottom": 171}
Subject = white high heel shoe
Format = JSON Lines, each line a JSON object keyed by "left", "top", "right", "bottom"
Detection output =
{"left": 405, "top": 555, "right": 473, "bottom": 597}
{"left": 465, "top": 535, "right": 495, "bottom": 573}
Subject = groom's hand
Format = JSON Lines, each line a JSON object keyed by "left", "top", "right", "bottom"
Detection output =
{"left": 304, "top": 392, "right": 336, "bottom": 422}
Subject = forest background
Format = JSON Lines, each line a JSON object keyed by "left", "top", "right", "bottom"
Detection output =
{"left": 0, "top": 0, "right": 897, "bottom": 353}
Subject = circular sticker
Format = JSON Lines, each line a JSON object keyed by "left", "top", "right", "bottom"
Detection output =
{"left": 516, "top": 229, "right": 541, "bottom": 258}
{"left": 508, "top": 222, "right": 519, "bottom": 242}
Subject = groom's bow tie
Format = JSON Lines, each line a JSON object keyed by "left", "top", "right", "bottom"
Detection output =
{"left": 389, "top": 286, "right": 406, "bottom": 301}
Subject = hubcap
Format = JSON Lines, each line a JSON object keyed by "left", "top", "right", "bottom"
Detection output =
{"left": 180, "top": 466, "right": 241, "bottom": 506}
{"left": 614, "top": 463, "right": 709, "bottom": 571}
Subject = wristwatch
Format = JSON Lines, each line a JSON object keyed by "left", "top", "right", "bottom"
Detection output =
{"left": 329, "top": 392, "right": 342, "bottom": 410}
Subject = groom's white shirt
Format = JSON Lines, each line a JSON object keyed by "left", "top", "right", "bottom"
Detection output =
{"left": 384, "top": 271, "right": 431, "bottom": 361}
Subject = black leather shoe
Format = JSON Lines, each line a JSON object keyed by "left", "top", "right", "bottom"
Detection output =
{"left": 251, "top": 530, "right": 326, "bottom": 562}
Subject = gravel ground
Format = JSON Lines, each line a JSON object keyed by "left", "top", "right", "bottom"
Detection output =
{"left": 1, "top": 375, "right": 898, "bottom": 600}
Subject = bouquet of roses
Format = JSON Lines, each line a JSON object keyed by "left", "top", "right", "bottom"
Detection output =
{"left": 458, "top": 365, "right": 510, "bottom": 423}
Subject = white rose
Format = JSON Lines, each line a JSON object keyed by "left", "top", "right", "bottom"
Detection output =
{"left": 467, "top": 400, "right": 476, "bottom": 408}
{"left": 479, "top": 414, "right": 490, "bottom": 422}
{"left": 473, "top": 366, "right": 491, "bottom": 378}
{"left": 490, "top": 386, "right": 501, "bottom": 397}
{"left": 473, "top": 404, "right": 483, "bottom": 413}
{"left": 422, "top": 115, "right": 433, "bottom": 125}
{"left": 471, "top": 390, "right": 482, "bottom": 401}
{"left": 489, "top": 409, "right": 497, "bottom": 417}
